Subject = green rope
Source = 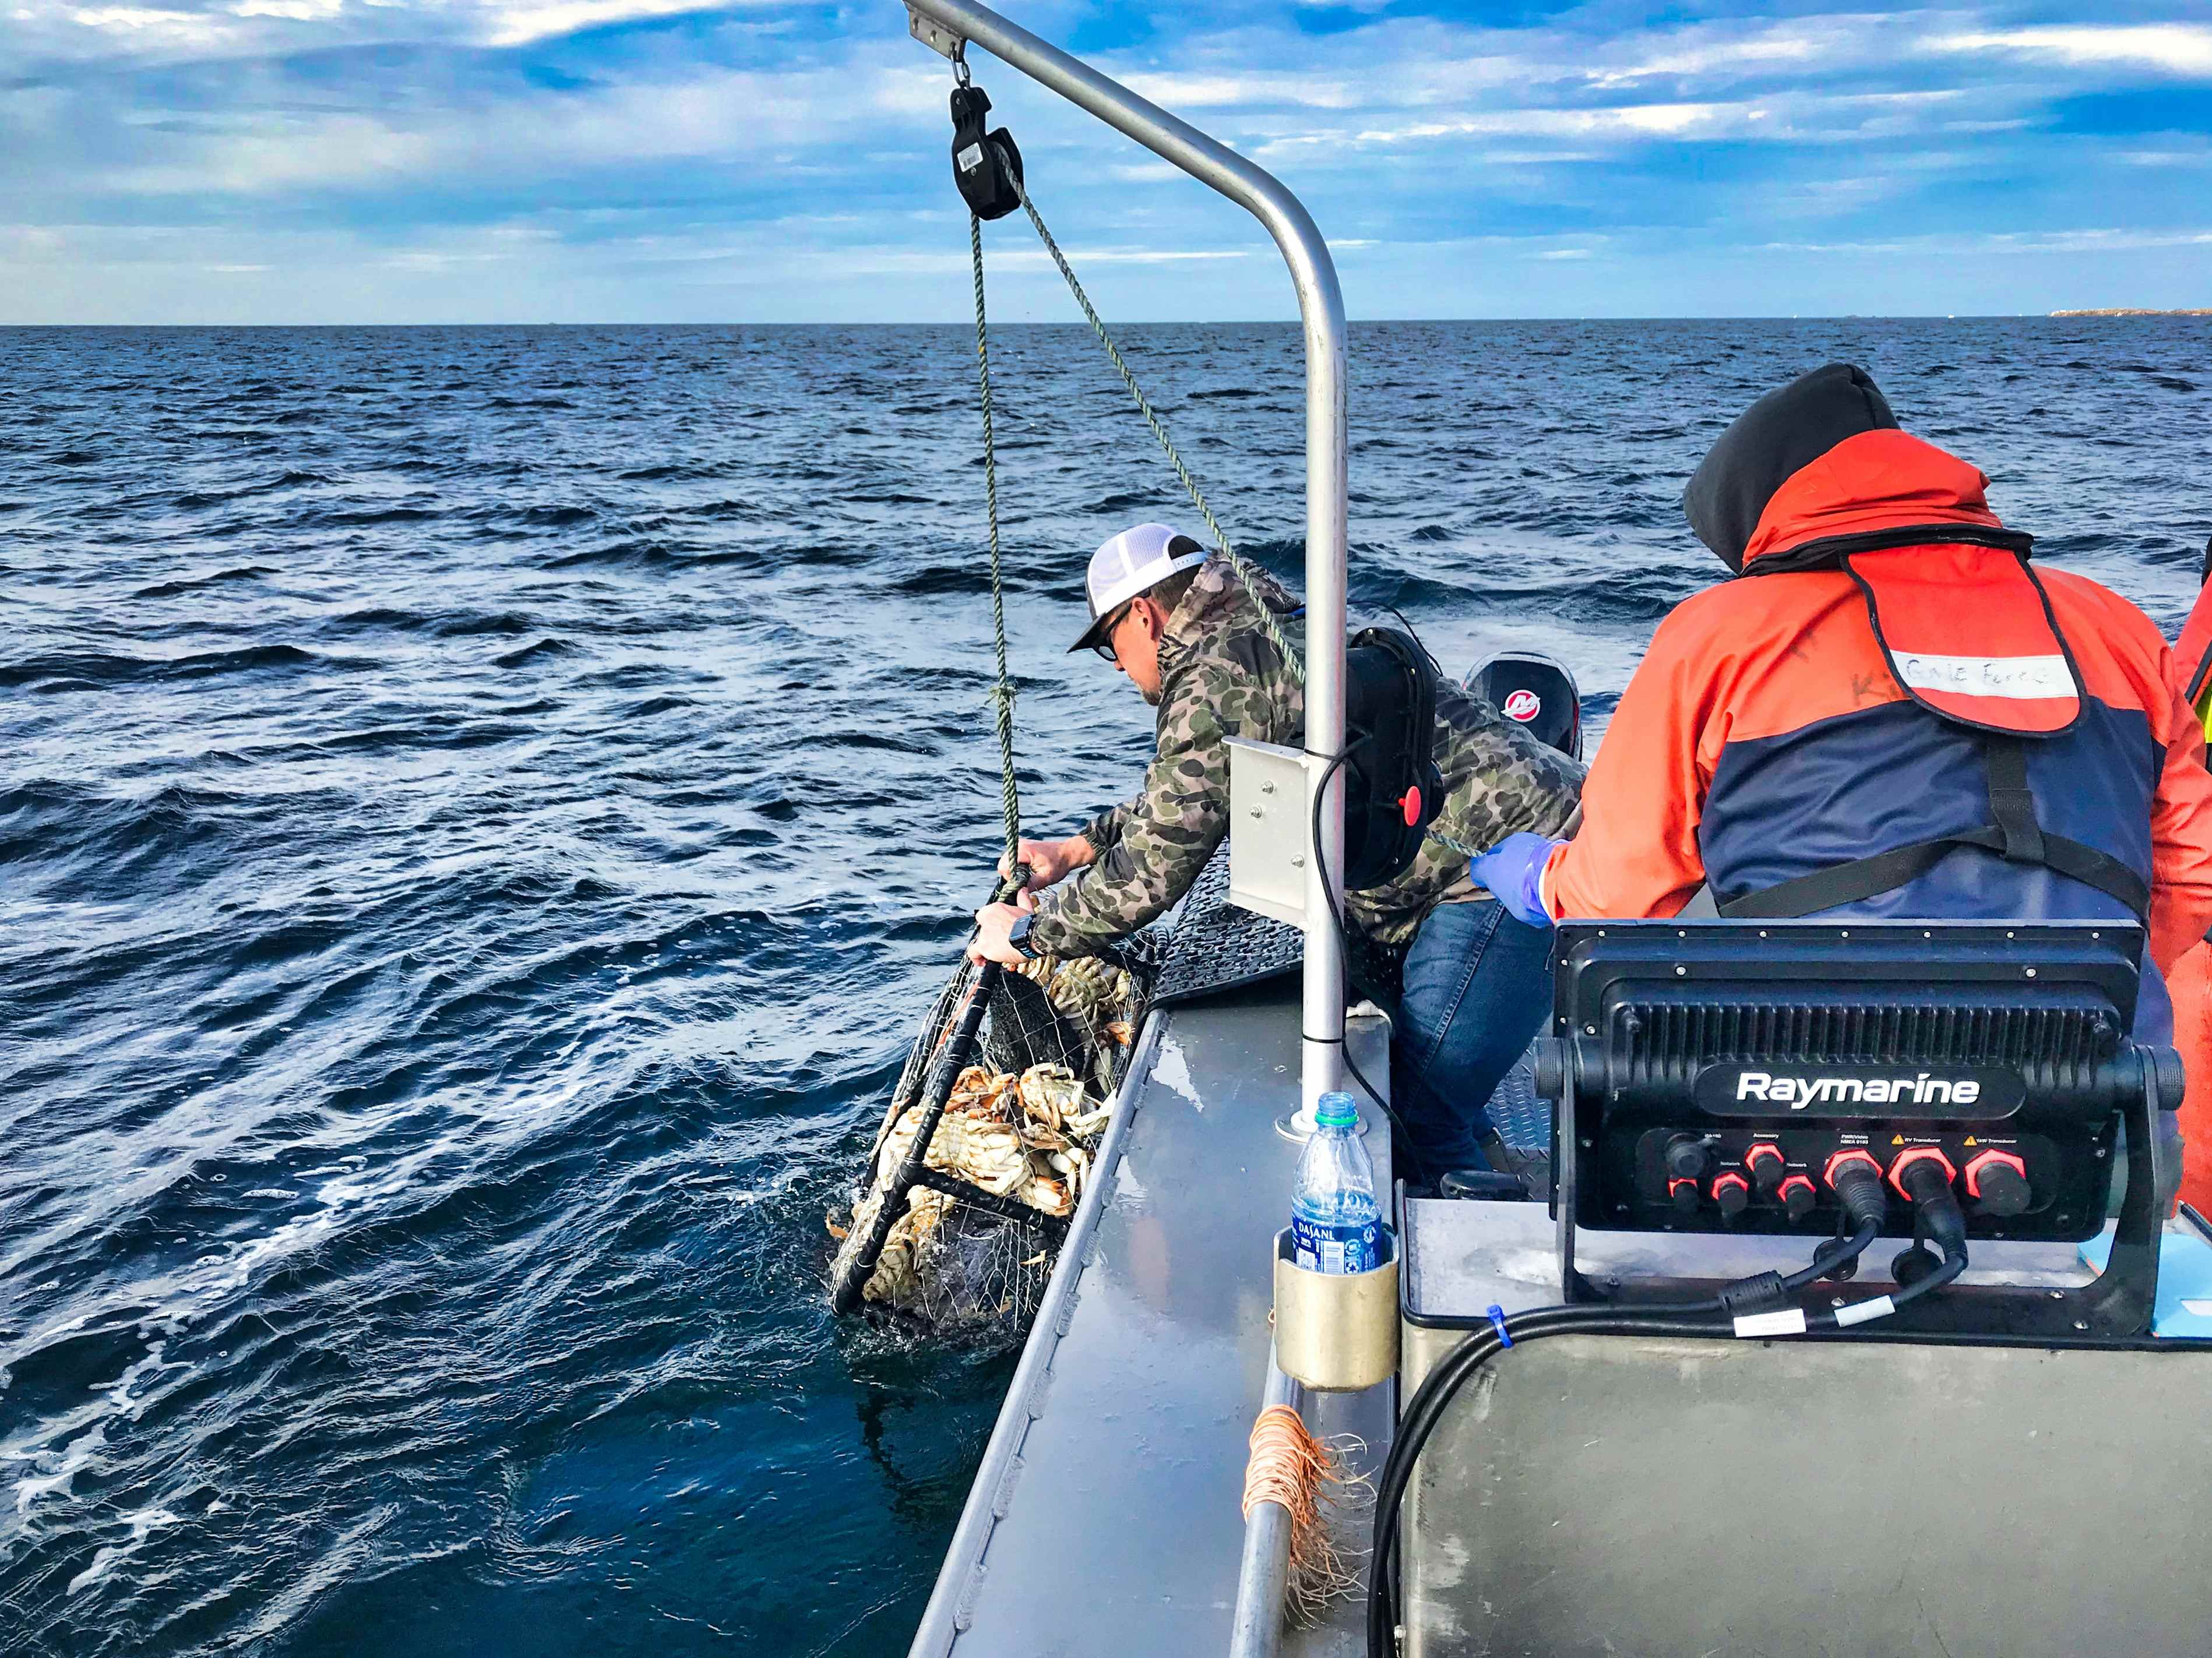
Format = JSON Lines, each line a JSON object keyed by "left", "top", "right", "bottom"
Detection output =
{"left": 1007, "top": 165, "right": 1305, "bottom": 690}
{"left": 989, "top": 145, "right": 1492, "bottom": 872}
{"left": 968, "top": 208, "right": 1023, "bottom": 879}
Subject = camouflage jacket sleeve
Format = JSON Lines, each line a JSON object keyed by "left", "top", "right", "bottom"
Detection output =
{"left": 1030, "top": 672, "right": 1246, "bottom": 956}
{"left": 1077, "top": 799, "right": 1130, "bottom": 855}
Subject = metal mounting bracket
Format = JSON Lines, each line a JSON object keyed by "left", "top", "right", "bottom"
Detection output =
{"left": 1227, "top": 736, "right": 1320, "bottom": 928}
{"left": 907, "top": 5, "right": 964, "bottom": 59}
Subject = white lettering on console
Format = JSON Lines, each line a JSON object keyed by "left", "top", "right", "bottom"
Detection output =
{"left": 1735, "top": 1070, "right": 1984, "bottom": 1109}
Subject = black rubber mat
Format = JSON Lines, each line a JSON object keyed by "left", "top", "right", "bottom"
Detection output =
{"left": 1149, "top": 846, "right": 1302, "bottom": 1007}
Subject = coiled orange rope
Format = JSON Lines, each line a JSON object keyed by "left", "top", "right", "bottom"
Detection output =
{"left": 1242, "top": 1403, "right": 1326, "bottom": 1523}
{"left": 1241, "top": 1403, "right": 1368, "bottom": 1624}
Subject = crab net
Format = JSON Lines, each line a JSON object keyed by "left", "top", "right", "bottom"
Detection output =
{"left": 829, "top": 939, "right": 1158, "bottom": 1331}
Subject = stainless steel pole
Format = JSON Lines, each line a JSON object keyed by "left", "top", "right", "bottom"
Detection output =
{"left": 1227, "top": 1343, "right": 1309, "bottom": 1658}
{"left": 904, "top": 0, "right": 1350, "bottom": 1117}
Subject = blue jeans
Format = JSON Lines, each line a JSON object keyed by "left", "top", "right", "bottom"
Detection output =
{"left": 1390, "top": 899, "right": 1555, "bottom": 1175}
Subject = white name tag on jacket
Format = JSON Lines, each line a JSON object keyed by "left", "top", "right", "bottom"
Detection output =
{"left": 1892, "top": 651, "right": 2072, "bottom": 700}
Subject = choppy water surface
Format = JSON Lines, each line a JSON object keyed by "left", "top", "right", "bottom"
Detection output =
{"left": 2, "top": 319, "right": 2207, "bottom": 1656}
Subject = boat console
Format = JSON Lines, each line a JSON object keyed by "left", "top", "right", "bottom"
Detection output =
{"left": 1538, "top": 918, "right": 2179, "bottom": 1336}
{"left": 1393, "top": 919, "right": 2212, "bottom": 1658}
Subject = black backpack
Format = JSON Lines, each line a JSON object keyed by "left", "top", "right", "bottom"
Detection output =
{"left": 1342, "top": 626, "right": 1445, "bottom": 890}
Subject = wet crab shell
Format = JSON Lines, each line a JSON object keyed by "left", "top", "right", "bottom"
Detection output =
{"left": 1045, "top": 957, "right": 1118, "bottom": 1021}
{"left": 1010, "top": 954, "right": 1061, "bottom": 986}
{"left": 1016, "top": 1172, "right": 1073, "bottom": 1216}
{"left": 1016, "top": 1063, "right": 1088, "bottom": 1133}
{"left": 947, "top": 1064, "right": 1017, "bottom": 1121}
{"left": 1058, "top": 1100, "right": 1114, "bottom": 1140}
{"left": 840, "top": 1184, "right": 956, "bottom": 1305}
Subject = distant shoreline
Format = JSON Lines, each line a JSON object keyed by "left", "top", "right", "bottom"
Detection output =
{"left": 2051, "top": 308, "right": 2212, "bottom": 318}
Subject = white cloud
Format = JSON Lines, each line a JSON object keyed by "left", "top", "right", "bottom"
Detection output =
{"left": 813, "top": 244, "right": 1252, "bottom": 276}
{"left": 231, "top": 0, "right": 344, "bottom": 20}
{"left": 1122, "top": 69, "right": 1372, "bottom": 111}
{"left": 1249, "top": 88, "right": 1963, "bottom": 160}
{"left": 1925, "top": 24, "right": 2212, "bottom": 76}
{"left": 7, "top": 2, "right": 2211, "bottom": 322}
{"left": 1583, "top": 19, "right": 1840, "bottom": 87}
{"left": 474, "top": 0, "right": 720, "bottom": 48}
{"left": 67, "top": 57, "right": 956, "bottom": 198}
{"left": 63, "top": 5, "right": 235, "bottom": 45}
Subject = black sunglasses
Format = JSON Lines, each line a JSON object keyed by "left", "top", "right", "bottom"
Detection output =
{"left": 1090, "top": 602, "right": 1134, "bottom": 663}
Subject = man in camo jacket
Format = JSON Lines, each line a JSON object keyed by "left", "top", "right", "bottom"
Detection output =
{"left": 969, "top": 523, "right": 1584, "bottom": 1176}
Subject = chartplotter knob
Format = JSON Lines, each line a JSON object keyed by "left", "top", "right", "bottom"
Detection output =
{"left": 1778, "top": 1173, "right": 1818, "bottom": 1224}
{"left": 1965, "top": 1148, "right": 2032, "bottom": 1218}
{"left": 1712, "top": 1172, "right": 1750, "bottom": 1223}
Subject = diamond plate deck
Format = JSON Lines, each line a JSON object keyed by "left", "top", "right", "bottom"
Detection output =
{"left": 1149, "top": 845, "right": 1304, "bottom": 1007}
{"left": 1150, "top": 844, "right": 1410, "bottom": 1008}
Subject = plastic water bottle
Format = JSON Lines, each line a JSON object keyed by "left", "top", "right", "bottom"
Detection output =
{"left": 1291, "top": 1091, "right": 1381, "bottom": 1274}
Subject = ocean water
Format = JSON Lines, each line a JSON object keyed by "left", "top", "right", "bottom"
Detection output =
{"left": 2, "top": 318, "right": 2206, "bottom": 1656}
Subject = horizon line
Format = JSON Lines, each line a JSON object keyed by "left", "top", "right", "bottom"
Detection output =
{"left": 4, "top": 312, "right": 2201, "bottom": 329}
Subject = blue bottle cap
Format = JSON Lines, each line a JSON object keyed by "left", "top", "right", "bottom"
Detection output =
{"left": 1315, "top": 1091, "right": 1358, "bottom": 1128}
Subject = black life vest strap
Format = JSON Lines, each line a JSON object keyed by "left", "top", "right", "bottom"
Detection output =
{"left": 1983, "top": 736, "right": 2045, "bottom": 865}
{"left": 1716, "top": 735, "right": 2149, "bottom": 923}
{"left": 2186, "top": 633, "right": 2212, "bottom": 711}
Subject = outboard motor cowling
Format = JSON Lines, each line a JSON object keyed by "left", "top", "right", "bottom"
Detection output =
{"left": 1467, "top": 648, "right": 1581, "bottom": 760}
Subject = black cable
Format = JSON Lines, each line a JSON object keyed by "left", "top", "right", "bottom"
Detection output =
{"left": 1781, "top": 1219, "right": 1880, "bottom": 1292}
{"left": 1364, "top": 1304, "right": 1728, "bottom": 1658}
{"left": 1869, "top": 1163, "right": 1971, "bottom": 1317}
{"left": 1889, "top": 1246, "right": 1968, "bottom": 1308}
{"left": 1308, "top": 739, "right": 1432, "bottom": 1177}
{"left": 1361, "top": 1209, "right": 1893, "bottom": 1657}
{"left": 1308, "top": 738, "right": 1540, "bottom": 1189}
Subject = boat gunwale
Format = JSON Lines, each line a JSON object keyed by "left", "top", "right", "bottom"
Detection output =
{"left": 904, "top": 1004, "right": 1168, "bottom": 1657}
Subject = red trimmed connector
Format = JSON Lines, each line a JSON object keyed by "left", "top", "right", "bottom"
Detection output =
{"left": 1963, "top": 1147, "right": 2028, "bottom": 1197}
{"left": 1887, "top": 1145, "right": 1958, "bottom": 1201}
{"left": 1710, "top": 1170, "right": 1750, "bottom": 1222}
{"left": 1823, "top": 1148, "right": 1883, "bottom": 1190}
{"left": 1776, "top": 1173, "right": 1817, "bottom": 1221}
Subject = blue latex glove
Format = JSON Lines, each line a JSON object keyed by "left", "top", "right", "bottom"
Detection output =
{"left": 1466, "top": 832, "right": 1561, "bottom": 930}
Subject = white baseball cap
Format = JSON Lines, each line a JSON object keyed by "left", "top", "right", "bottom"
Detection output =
{"left": 1069, "top": 523, "right": 1207, "bottom": 654}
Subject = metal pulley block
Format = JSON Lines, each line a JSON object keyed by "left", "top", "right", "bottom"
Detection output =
{"left": 950, "top": 85, "right": 1024, "bottom": 220}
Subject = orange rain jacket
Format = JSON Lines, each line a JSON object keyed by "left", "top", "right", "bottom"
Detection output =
{"left": 1539, "top": 433, "right": 2212, "bottom": 1012}
{"left": 2164, "top": 560, "right": 2212, "bottom": 1212}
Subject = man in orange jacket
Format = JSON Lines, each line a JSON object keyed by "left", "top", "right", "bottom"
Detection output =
{"left": 2161, "top": 537, "right": 2212, "bottom": 1212}
{"left": 1471, "top": 365, "right": 2212, "bottom": 1081}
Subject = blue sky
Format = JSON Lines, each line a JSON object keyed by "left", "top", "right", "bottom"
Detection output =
{"left": 3, "top": 2, "right": 2209, "bottom": 322}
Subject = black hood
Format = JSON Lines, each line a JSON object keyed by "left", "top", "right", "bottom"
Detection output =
{"left": 1683, "top": 362, "right": 1899, "bottom": 573}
